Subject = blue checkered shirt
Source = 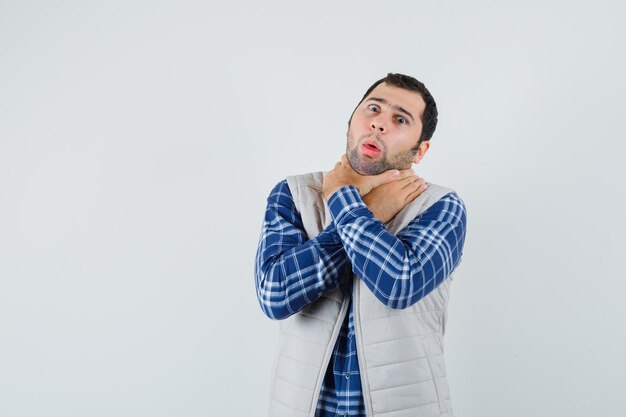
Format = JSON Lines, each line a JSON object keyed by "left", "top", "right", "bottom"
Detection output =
{"left": 255, "top": 180, "right": 467, "bottom": 417}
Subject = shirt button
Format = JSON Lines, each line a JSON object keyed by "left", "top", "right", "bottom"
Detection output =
{"left": 345, "top": 372, "right": 351, "bottom": 380}
{"left": 348, "top": 333, "right": 353, "bottom": 339}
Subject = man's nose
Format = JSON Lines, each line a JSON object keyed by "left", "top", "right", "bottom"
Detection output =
{"left": 370, "top": 116, "right": 387, "bottom": 133}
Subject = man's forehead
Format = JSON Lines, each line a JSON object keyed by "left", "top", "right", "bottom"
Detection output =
{"left": 364, "top": 82, "right": 426, "bottom": 116}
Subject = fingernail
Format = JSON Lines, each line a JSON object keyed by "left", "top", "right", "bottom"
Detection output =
{"left": 391, "top": 170, "right": 400, "bottom": 177}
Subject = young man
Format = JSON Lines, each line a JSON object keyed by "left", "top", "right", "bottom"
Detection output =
{"left": 255, "top": 73, "right": 467, "bottom": 417}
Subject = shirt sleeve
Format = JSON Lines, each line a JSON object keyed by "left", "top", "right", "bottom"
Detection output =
{"left": 327, "top": 186, "right": 467, "bottom": 309}
{"left": 254, "top": 180, "right": 351, "bottom": 320}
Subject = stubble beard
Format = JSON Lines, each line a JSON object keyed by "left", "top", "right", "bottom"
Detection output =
{"left": 346, "top": 131, "right": 416, "bottom": 176}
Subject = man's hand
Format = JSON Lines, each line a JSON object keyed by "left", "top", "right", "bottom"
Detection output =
{"left": 363, "top": 175, "right": 428, "bottom": 224}
{"left": 323, "top": 155, "right": 404, "bottom": 201}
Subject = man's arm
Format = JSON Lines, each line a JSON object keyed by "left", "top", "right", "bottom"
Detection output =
{"left": 327, "top": 186, "right": 467, "bottom": 309}
{"left": 254, "top": 180, "right": 350, "bottom": 320}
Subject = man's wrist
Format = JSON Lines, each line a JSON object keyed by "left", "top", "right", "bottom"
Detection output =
{"left": 323, "top": 184, "right": 348, "bottom": 201}
{"left": 323, "top": 186, "right": 337, "bottom": 202}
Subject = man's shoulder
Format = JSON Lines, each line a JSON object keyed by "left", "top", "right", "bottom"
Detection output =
{"left": 413, "top": 186, "right": 466, "bottom": 224}
{"left": 266, "top": 179, "right": 295, "bottom": 208}
{"left": 427, "top": 189, "right": 466, "bottom": 213}
{"left": 396, "top": 182, "right": 465, "bottom": 224}
{"left": 285, "top": 171, "right": 325, "bottom": 192}
{"left": 266, "top": 172, "right": 325, "bottom": 207}
{"left": 420, "top": 182, "right": 458, "bottom": 205}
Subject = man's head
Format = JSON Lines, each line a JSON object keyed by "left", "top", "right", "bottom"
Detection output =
{"left": 346, "top": 73, "right": 438, "bottom": 175}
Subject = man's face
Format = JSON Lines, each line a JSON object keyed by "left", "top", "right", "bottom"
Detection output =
{"left": 347, "top": 82, "right": 429, "bottom": 175}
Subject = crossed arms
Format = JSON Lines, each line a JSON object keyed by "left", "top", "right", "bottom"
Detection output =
{"left": 255, "top": 157, "right": 467, "bottom": 320}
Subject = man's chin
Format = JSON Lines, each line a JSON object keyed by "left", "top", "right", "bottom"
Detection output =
{"left": 356, "top": 166, "right": 386, "bottom": 176}
{"left": 347, "top": 153, "right": 387, "bottom": 176}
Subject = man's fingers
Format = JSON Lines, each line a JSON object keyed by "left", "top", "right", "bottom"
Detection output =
{"left": 401, "top": 176, "right": 425, "bottom": 190}
{"left": 407, "top": 178, "right": 427, "bottom": 194}
{"left": 404, "top": 183, "right": 429, "bottom": 203}
{"left": 393, "top": 168, "right": 415, "bottom": 181}
{"left": 369, "top": 169, "right": 401, "bottom": 188}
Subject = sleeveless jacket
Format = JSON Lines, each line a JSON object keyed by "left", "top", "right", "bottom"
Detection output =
{"left": 268, "top": 172, "right": 456, "bottom": 417}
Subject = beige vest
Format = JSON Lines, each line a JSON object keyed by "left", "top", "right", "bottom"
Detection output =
{"left": 268, "top": 172, "right": 456, "bottom": 417}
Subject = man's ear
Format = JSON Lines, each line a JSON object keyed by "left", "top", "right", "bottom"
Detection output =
{"left": 413, "top": 141, "right": 430, "bottom": 164}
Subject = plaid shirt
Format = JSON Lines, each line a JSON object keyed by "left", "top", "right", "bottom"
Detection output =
{"left": 255, "top": 180, "right": 467, "bottom": 417}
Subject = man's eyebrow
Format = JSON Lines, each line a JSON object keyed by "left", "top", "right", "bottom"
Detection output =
{"left": 366, "top": 97, "right": 415, "bottom": 122}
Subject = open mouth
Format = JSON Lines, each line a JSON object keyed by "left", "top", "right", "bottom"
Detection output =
{"left": 361, "top": 140, "right": 382, "bottom": 157}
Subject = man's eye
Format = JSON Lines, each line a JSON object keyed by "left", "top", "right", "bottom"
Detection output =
{"left": 367, "top": 105, "right": 379, "bottom": 112}
{"left": 396, "top": 116, "right": 407, "bottom": 124}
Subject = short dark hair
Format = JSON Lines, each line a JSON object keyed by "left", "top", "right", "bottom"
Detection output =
{"left": 350, "top": 73, "right": 438, "bottom": 150}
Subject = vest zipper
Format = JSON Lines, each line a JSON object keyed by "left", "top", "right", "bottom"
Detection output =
{"left": 353, "top": 276, "right": 374, "bottom": 417}
{"left": 309, "top": 288, "right": 351, "bottom": 417}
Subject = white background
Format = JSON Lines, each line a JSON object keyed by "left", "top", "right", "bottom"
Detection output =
{"left": 1, "top": 0, "right": 625, "bottom": 416}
